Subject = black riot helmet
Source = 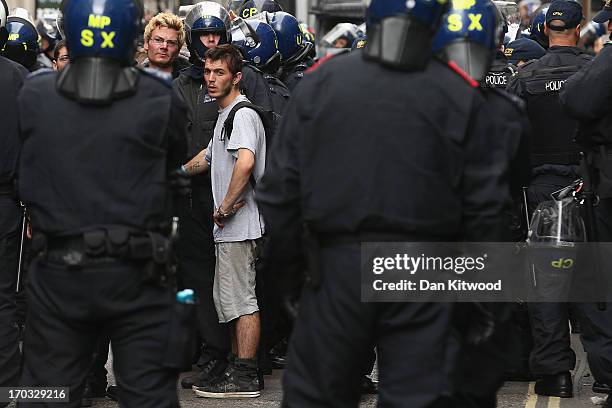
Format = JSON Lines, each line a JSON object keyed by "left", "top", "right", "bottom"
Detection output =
{"left": 227, "top": 0, "right": 282, "bottom": 19}
{"left": 0, "top": 0, "right": 8, "bottom": 48}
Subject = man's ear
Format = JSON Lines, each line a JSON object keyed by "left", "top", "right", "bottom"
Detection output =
{"left": 543, "top": 22, "right": 549, "bottom": 36}
{"left": 143, "top": 39, "right": 149, "bottom": 52}
{"left": 233, "top": 71, "right": 243, "bottom": 85}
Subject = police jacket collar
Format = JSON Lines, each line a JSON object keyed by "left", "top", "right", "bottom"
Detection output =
{"left": 547, "top": 45, "right": 588, "bottom": 55}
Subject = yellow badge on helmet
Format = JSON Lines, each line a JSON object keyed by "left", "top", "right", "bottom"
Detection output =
{"left": 451, "top": 0, "right": 476, "bottom": 10}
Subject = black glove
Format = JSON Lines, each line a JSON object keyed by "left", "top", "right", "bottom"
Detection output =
{"left": 168, "top": 169, "right": 191, "bottom": 196}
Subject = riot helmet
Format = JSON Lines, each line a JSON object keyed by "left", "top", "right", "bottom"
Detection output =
{"left": 37, "top": 18, "right": 61, "bottom": 54}
{"left": 265, "top": 11, "right": 312, "bottom": 66}
{"left": 0, "top": 0, "right": 8, "bottom": 48}
{"left": 530, "top": 5, "right": 549, "bottom": 48}
{"left": 321, "top": 23, "right": 363, "bottom": 50}
{"left": 227, "top": 0, "right": 282, "bottom": 20}
{"left": 57, "top": 0, "right": 144, "bottom": 105}
{"left": 185, "top": 2, "right": 232, "bottom": 61}
{"left": 2, "top": 9, "right": 40, "bottom": 70}
{"left": 364, "top": 0, "right": 450, "bottom": 70}
{"left": 432, "top": 0, "right": 501, "bottom": 83}
{"left": 231, "top": 18, "right": 281, "bottom": 73}
{"left": 352, "top": 34, "right": 367, "bottom": 51}
{"left": 62, "top": 0, "right": 142, "bottom": 65}
{"left": 56, "top": 10, "right": 65, "bottom": 39}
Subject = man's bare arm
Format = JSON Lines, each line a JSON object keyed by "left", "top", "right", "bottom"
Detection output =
{"left": 182, "top": 148, "right": 209, "bottom": 175}
{"left": 220, "top": 148, "right": 255, "bottom": 212}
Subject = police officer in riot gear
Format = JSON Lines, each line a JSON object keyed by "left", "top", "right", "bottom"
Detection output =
{"left": 1, "top": 9, "right": 41, "bottom": 71}
{"left": 231, "top": 18, "right": 281, "bottom": 74}
{"left": 560, "top": 3, "right": 612, "bottom": 405}
{"left": 507, "top": 0, "right": 592, "bottom": 398}
{"left": 433, "top": 0, "right": 530, "bottom": 403}
{"left": 257, "top": 0, "right": 513, "bottom": 405}
{"left": 17, "top": 0, "right": 190, "bottom": 406}
{"left": 484, "top": 4, "right": 516, "bottom": 90}
{"left": 227, "top": 0, "right": 283, "bottom": 20}
{"left": 265, "top": 11, "right": 315, "bottom": 91}
{"left": 230, "top": 17, "right": 290, "bottom": 112}
{"left": 0, "top": 0, "right": 27, "bottom": 403}
{"left": 174, "top": 1, "right": 276, "bottom": 391}
{"left": 36, "top": 18, "right": 60, "bottom": 69}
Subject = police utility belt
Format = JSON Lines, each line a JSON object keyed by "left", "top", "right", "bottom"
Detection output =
{"left": 32, "top": 227, "right": 171, "bottom": 268}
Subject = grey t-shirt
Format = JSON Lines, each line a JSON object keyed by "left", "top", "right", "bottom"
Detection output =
{"left": 205, "top": 95, "right": 266, "bottom": 243}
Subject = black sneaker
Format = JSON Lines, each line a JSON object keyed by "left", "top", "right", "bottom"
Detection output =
{"left": 191, "top": 359, "right": 229, "bottom": 390}
{"left": 194, "top": 358, "right": 261, "bottom": 398}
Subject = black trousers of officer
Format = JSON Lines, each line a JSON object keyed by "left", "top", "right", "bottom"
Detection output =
{"left": 572, "top": 197, "right": 612, "bottom": 386}
{"left": 177, "top": 187, "right": 229, "bottom": 366}
{"left": 0, "top": 194, "right": 22, "bottom": 401}
{"left": 526, "top": 171, "right": 578, "bottom": 376}
{"left": 19, "top": 257, "right": 183, "bottom": 408}
{"left": 282, "top": 243, "right": 455, "bottom": 408}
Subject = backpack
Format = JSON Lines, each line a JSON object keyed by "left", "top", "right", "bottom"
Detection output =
{"left": 222, "top": 101, "right": 280, "bottom": 188}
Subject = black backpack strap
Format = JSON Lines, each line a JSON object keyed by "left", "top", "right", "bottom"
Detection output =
{"left": 223, "top": 101, "right": 257, "bottom": 141}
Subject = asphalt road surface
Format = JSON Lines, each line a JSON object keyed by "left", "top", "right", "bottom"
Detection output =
{"left": 8, "top": 334, "right": 606, "bottom": 407}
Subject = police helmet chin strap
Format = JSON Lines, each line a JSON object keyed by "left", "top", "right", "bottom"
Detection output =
{"left": 57, "top": 58, "right": 140, "bottom": 106}
{"left": 364, "top": 17, "right": 433, "bottom": 71}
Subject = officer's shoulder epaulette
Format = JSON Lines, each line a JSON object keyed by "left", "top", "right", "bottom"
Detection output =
{"left": 138, "top": 67, "right": 172, "bottom": 87}
{"left": 489, "top": 87, "right": 526, "bottom": 112}
{"left": 25, "top": 67, "right": 54, "bottom": 80}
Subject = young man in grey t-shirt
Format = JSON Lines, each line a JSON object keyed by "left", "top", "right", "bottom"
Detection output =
{"left": 182, "top": 44, "right": 265, "bottom": 399}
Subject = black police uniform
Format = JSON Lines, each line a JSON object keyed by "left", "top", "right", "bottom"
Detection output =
{"left": 279, "top": 58, "right": 315, "bottom": 92}
{"left": 560, "top": 43, "right": 612, "bottom": 388}
{"left": 483, "top": 51, "right": 517, "bottom": 90}
{"left": 172, "top": 61, "right": 275, "bottom": 375}
{"left": 17, "top": 68, "right": 189, "bottom": 408}
{"left": 0, "top": 55, "right": 28, "bottom": 401}
{"left": 507, "top": 45, "right": 592, "bottom": 378}
{"left": 257, "top": 51, "right": 511, "bottom": 407}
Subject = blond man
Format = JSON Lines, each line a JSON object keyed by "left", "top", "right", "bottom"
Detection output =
{"left": 143, "top": 12, "right": 188, "bottom": 77}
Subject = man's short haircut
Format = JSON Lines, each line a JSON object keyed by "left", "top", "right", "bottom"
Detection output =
{"left": 144, "top": 12, "right": 185, "bottom": 49}
{"left": 53, "top": 39, "right": 67, "bottom": 61}
{"left": 204, "top": 44, "right": 243, "bottom": 76}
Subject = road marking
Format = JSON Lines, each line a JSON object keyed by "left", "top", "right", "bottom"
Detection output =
{"left": 548, "top": 397, "right": 561, "bottom": 408}
{"left": 525, "top": 382, "right": 538, "bottom": 408}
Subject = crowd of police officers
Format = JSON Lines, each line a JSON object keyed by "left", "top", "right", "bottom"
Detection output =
{"left": 3, "top": 0, "right": 612, "bottom": 406}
